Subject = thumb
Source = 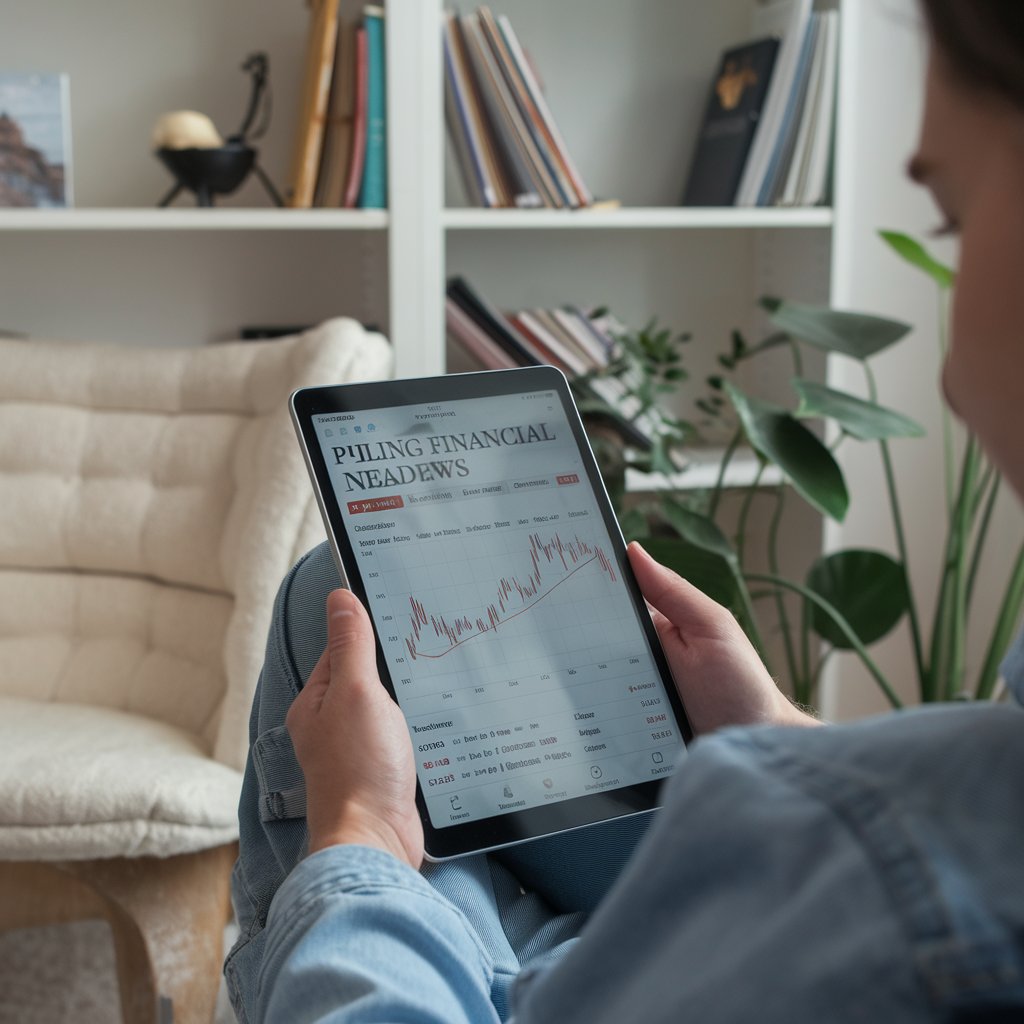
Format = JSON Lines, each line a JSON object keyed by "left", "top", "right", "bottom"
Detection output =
{"left": 325, "top": 589, "right": 380, "bottom": 687}
{"left": 627, "top": 542, "right": 732, "bottom": 639}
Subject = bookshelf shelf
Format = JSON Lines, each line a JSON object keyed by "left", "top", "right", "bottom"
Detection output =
{"left": 626, "top": 449, "right": 785, "bottom": 494}
{"left": 443, "top": 207, "right": 834, "bottom": 232}
{"left": 0, "top": 209, "right": 389, "bottom": 232}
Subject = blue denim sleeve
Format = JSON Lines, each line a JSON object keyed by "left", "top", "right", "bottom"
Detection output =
{"left": 255, "top": 845, "right": 500, "bottom": 1024}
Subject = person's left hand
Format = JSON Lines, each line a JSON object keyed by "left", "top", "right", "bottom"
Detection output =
{"left": 286, "top": 588, "right": 424, "bottom": 868}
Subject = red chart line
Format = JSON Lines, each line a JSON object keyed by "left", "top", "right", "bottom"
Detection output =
{"left": 409, "top": 554, "right": 599, "bottom": 660}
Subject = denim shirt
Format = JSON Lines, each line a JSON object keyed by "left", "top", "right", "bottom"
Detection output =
{"left": 227, "top": 544, "right": 1024, "bottom": 1023}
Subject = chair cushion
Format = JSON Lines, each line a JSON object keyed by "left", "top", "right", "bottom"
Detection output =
{"left": 0, "top": 697, "right": 243, "bottom": 860}
{"left": 0, "top": 320, "right": 393, "bottom": 770}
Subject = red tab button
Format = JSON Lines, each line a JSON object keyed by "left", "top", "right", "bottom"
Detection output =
{"left": 556, "top": 474, "right": 580, "bottom": 485}
{"left": 347, "top": 495, "right": 405, "bottom": 515}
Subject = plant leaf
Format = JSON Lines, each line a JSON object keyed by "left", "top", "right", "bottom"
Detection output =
{"left": 725, "top": 383, "right": 849, "bottom": 521}
{"left": 879, "top": 230, "right": 956, "bottom": 290}
{"left": 658, "top": 497, "right": 738, "bottom": 567}
{"left": 792, "top": 379, "right": 926, "bottom": 440}
{"left": 764, "top": 299, "right": 911, "bottom": 360}
{"left": 805, "top": 549, "right": 908, "bottom": 648}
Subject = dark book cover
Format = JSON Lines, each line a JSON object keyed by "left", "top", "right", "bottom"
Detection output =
{"left": 682, "top": 37, "right": 780, "bottom": 207}
{"left": 446, "top": 276, "right": 542, "bottom": 367}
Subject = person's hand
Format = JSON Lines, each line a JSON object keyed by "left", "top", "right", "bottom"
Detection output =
{"left": 627, "top": 542, "right": 819, "bottom": 734}
{"left": 286, "top": 588, "right": 424, "bottom": 868}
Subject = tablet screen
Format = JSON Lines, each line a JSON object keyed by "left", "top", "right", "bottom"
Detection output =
{"left": 305, "top": 380, "right": 686, "bottom": 833}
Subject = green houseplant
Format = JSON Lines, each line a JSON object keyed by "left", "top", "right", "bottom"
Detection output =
{"left": 586, "top": 232, "right": 1024, "bottom": 711}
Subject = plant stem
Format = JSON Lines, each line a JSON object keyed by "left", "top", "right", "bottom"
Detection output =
{"left": 768, "top": 485, "right": 801, "bottom": 695}
{"left": 735, "top": 461, "right": 765, "bottom": 567}
{"left": 788, "top": 337, "right": 804, "bottom": 378}
{"left": 797, "top": 591, "right": 812, "bottom": 708}
{"left": 966, "top": 469, "right": 1000, "bottom": 609}
{"left": 929, "top": 436, "right": 979, "bottom": 701}
{"left": 733, "top": 574, "right": 776, "bottom": 680}
{"left": 708, "top": 428, "right": 742, "bottom": 520}
{"left": 865, "top": 364, "right": 928, "bottom": 695}
{"left": 975, "top": 540, "right": 1024, "bottom": 700}
{"left": 938, "top": 291, "right": 956, "bottom": 516}
{"left": 745, "top": 573, "right": 903, "bottom": 708}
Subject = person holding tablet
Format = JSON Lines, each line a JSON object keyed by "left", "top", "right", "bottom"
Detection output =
{"left": 226, "top": 1, "right": 1024, "bottom": 1019}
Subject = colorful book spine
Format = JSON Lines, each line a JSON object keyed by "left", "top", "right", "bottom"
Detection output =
{"left": 342, "top": 26, "right": 368, "bottom": 208}
{"left": 358, "top": 5, "right": 387, "bottom": 209}
{"left": 443, "top": 14, "right": 497, "bottom": 207}
{"left": 315, "top": 17, "right": 356, "bottom": 208}
{"left": 758, "top": 12, "right": 819, "bottom": 206}
{"left": 446, "top": 299, "right": 518, "bottom": 369}
{"left": 735, "top": 0, "right": 814, "bottom": 207}
{"left": 287, "top": 0, "right": 341, "bottom": 208}
{"left": 477, "top": 7, "right": 576, "bottom": 208}
{"left": 495, "top": 14, "right": 593, "bottom": 207}
{"left": 459, "top": 13, "right": 543, "bottom": 208}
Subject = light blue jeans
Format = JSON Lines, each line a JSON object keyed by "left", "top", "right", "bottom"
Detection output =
{"left": 225, "top": 542, "right": 650, "bottom": 1021}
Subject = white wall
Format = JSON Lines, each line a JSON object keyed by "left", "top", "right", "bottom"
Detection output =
{"left": 823, "top": 0, "right": 1024, "bottom": 718}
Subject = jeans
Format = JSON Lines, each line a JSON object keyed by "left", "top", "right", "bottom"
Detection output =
{"left": 225, "top": 542, "right": 650, "bottom": 1022}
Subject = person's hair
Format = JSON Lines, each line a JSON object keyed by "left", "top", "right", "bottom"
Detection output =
{"left": 921, "top": 0, "right": 1024, "bottom": 109}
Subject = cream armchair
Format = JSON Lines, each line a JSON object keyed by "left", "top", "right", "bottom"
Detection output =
{"left": 0, "top": 321, "right": 391, "bottom": 1023}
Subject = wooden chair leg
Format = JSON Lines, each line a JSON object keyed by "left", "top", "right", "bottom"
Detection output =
{"left": 68, "top": 843, "right": 239, "bottom": 1024}
{"left": 0, "top": 860, "right": 158, "bottom": 1022}
{"left": 0, "top": 842, "right": 237, "bottom": 1024}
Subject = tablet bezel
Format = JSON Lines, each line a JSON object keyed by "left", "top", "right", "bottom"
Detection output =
{"left": 290, "top": 366, "right": 693, "bottom": 860}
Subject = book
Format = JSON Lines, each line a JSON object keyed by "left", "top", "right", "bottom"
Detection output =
{"left": 442, "top": 7, "right": 593, "bottom": 210}
{"left": 357, "top": 5, "right": 387, "bottom": 209}
{"left": 446, "top": 298, "right": 518, "bottom": 370}
{"left": 801, "top": 9, "right": 840, "bottom": 206}
{"left": 314, "top": 17, "right": 357, "bottom": 207}
{"left": 511, "top": 311, "right": 590, "bottom": 377}
{"left": 0, "top": 72, "right": 72, "bottom": 207}
{"left": 496, "top": 14, "right": 593, "bottom": 207}
{"left": 758, "top": 12, "right": 820, "bottom": 206}
{"left": 446, "top": 276, "right": 543, "bottom": 366}
{"left": 286, "top": 0, "right": 341, "bottom": 208}
{"left": 530, "top": 308, "right": 599, "bottom": 369}
{"left": 477, "top": 7, "right": 578, "bottom": 208}
{"left": 778, "top": 11, "right": 827, "bottom": 206}
{"left": 342, "top": 26, "right": 369, "bottom": 208}
{"left": 449, "top": 13, "right": 515, "bottom": 207}
{"left": 734, "top": 0, "right": 814, "bottom": 207}
{"left": 459, "top": 13, "right": 544, "bottom": 207}
{"left": 443, "top": 12, "right": 497, "bottom": 207}
{"left": 552, "top": 307, "right": 610, "bottom": 367}
{"left": 682, "top": 37, "right": 779, "bottom": 207}
{"left": 445, "top": 277, "right": 661, "bottom": 456}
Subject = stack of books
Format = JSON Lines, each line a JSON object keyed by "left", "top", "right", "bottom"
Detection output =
{"left": 683, "top": 0, "right": 839, "bottom": 208}
{"left": 444, "top": 6, "right": 593, "bottom": 209}
{"left": 286, "top": 1, "right": 386, "bottom": 209}
{"left": 445, "top": 276, "right": 659, "bottom": 451}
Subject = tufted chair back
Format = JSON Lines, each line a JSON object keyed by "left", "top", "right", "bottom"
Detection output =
{"left": 0, "top": 320, "right": 392, "bottom": 773}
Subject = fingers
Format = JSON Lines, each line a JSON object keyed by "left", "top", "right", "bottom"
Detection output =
{"left": 627, "top": 542, "right": 731, "bottom": 637}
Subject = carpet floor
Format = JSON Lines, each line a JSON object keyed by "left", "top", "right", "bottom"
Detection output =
{"left": 0, "top": 919, "right": 238, "bottom": 1023}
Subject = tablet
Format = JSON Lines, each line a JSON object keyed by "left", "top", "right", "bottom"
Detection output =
{"left": 291, "top": 366, "right": 692, "bottom": 860}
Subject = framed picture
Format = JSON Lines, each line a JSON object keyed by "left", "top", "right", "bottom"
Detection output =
{"left": 0, "top": 72, "right": 72, "bottom": 207}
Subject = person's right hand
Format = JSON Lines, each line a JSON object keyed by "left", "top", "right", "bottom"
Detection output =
{"left": 628, "top": 542, "right": 819, "bottom": 735}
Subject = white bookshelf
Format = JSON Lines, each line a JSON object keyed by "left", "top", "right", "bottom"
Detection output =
{"left": 0, "top": 0, "right": 950, "bottom": 718}
{"left": 443, "top": 208, "right": 834, "bottom": 231}
{"left": 0, "top": 209, "right": 389, "bottom": 231}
